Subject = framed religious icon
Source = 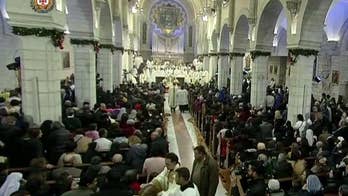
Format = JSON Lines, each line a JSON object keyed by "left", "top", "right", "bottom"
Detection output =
{"left": 274, "top": 65, "right": 278, "bottom": 74}
{"left": 269, "top": 65, "right": 273, "bottom": 74}
{"left": 332, "top": 70, "right": 339, "bottom": 84}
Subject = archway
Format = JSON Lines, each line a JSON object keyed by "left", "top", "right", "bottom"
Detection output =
{"left": 318, "top": 0, "right": 348, "bottom": 100}
{"left": 232, "top": 15, "right": 249, "bottom": 53}
{"left": 251, "top": 0, "right": 287, "bottom": 107}
{"left": 67, "top": 0, "right": 95, "bottom": 38}
{"left": 97, "top": 0, "right": 114, "bottom": 92}
{"left": 217, "top": 24, "right": 230, "bottom": 89}
{"left": 230, "top": 15, "right": 249, "bottom": 95}
{"left": 255, "top": 0, "right": 284, "bottom": 51}
{"left": 299, "top": 0, "right": 333, "bottom": 48}
{"left": 67, "top": 0, "right": 97, "bottom": 106}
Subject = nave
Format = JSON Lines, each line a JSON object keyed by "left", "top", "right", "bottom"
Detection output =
{"left": 163, "top": 94, "right": 227, "bottom": 195}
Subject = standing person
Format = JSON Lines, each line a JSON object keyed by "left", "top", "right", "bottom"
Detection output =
{"left": 149, "top": 153, "right": 180, "bottom": 195}
{"left": 170, "top": 167, "right": 200, "bottom": 196}
{"left": 191, "top": 145, "right": 219, "bottom": 196}
{"left": 176, "top": 86, "right": 189, "bottom": 113}
{"left": 168, "top": 82, "right": 178, "bottom": 112}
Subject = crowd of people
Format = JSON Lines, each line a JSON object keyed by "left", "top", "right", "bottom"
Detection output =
{"left": 189, "top": 80, "right": 348, "bottom": 195}
{"left": 2, "top": 70, "right": 348, "bottom": 196}
{"left": 0, "top": 83, "right": 181, "bottom": 196}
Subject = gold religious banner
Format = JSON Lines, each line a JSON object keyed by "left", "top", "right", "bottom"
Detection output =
{"left": 31, "top": 0, "right": 55, "bottom": 13}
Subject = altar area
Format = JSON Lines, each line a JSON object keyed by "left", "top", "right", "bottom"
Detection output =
{"left": 137, "top": 60, "right": 209, "bottom": 85}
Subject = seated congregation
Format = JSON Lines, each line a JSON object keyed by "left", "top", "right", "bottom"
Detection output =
{"left": 189, "top": 82, "right": 348, "bottom": 196}
{"left": 0, "top": 83, "right": 175, "bottom": 196}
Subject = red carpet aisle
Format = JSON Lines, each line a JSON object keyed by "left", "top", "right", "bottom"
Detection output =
{"left": 164, "top": 93, "right": 227, "bottom": 195}
{"left": 171, "top": 111, "right": 194, "bottom": 169}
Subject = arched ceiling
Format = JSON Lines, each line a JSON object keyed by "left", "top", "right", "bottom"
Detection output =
{"left": 324, "top": 0, "right": 348, "bottom": 41}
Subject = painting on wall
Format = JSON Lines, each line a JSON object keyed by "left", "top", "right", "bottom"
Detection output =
{"left": 62, "top": 52, "right": 70, "bottom": 68}
{"left": 269, "top": 65, "right": 273, "bottom": 74}
{"left": 332, "top": 70, "right": 339, "bottom": 84}
{"left": 274, "top": 65, "right": 278, "bottom": 74}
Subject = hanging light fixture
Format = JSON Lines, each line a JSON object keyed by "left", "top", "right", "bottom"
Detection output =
{"left": 198, "top": 0, "right": 216, "bottom": 21}
{"left": 131, "top": 0, "right": 143, "bottom": 14}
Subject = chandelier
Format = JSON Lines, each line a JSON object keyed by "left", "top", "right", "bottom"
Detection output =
{"left": 131, "top": 0, "right": 143, "bottom": 14}
{"left": 198, "top": 0, "right": 216, "bottom": 21}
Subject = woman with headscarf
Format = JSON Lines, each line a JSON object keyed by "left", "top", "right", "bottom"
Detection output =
{"left": 305, "top": 128, "right": 315, "bottom": 147}
{"left": 298, "top": 175, "right": 324, "bottom": 196}
{"left": 117, "top": 107, "right": 127, "bottom": 122}
{"left": 0, "top": 172, "right": 23, "bottom": 196}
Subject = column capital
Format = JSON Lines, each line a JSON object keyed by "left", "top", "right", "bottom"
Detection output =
{"left": 250, "top": 50, "right": 271, "bottom": 60}
{"left": 288, "top": 48, "right": 319, "bottom": 65}
{"left": 229, "top": 52, "right": 245, "bottom": 58}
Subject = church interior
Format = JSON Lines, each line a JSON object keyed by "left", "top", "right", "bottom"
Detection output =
{"left": 0, "top": 0, "right": 348, "bottom": 195}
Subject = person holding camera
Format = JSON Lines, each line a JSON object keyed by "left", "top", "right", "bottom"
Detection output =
{"left": 230, "top": 158, "right": 267, "bottom": 196}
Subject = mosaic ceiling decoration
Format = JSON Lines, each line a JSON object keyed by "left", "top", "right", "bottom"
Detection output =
{"left": 150, "top": 1, "right": 186, "bottom": 37}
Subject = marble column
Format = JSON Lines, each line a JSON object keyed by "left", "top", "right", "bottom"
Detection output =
{"left": 217, "top": 55, "right": 229, "bottom": 89}
{"left": 97, "top": 49, "right": 113, "bottom": 92}
{"left": 209, "top": 55, "right": 218, "bottom": 80}
{"left": 74, "top": 45, "right": 96, "bottom": 107}
{"left": 20, "top": 36, "right": 62, "bottom": 123}
{"left": 230, "top": 56, "right": 244, "bottom": 95}
{"left": 287, "top": 55, "right": 315, "bottom": 124}
{"left": 112, "top": 50, "right": 123, "bottom": 88}
{"left": 203, "top": 56, "right": 210, "bottom": 71}
{"left": 251, "top": 56, "right": 269, "bottom": 107}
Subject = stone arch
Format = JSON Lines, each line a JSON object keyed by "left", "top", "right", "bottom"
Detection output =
{"left": 67, "top": 0, "right": 95, "bottom": 38}
{"left": 299, "top": 0, "right": 333, "bottom": 49}
{"left": 219, "top": 24, "right": 230, "bottom": 52}
{"left": 98, "top": 0, "right": 113, "bottom": 43}
{"left": 254, "top": 0, "right": 284, "bottom": 51}
{"left": 273, "top": 27, "right": 287, "bottom": 56}
{"left": 0, "top": 0, "right": 9, "bottom": 19}
{"left": 339, "top": 19, "right": 348, "bottom": 53}
{"left": 231, "top": 15, "right": 249, "bottom": 53}
{"left": 324, "top": 0, "right": 348, "bottom": 42}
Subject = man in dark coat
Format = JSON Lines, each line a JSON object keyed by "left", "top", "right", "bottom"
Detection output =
{"left": 191, "top": 145, "right": 219, "bottom": 196}
{"left": 46, "top": 121, "right": 71, "bottom": 164}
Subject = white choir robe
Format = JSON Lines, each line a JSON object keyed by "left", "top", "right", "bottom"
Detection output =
{"left": 151, "top": 166, "right": 180, "bottom": 196}
{"left": 168, "top": 184, "right": 200, "bottom": 196}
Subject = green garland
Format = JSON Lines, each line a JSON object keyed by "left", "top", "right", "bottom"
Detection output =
{"left": 12, "top": 26, "right": 64, "bottom": 48}
{"left": 229, "top": 52, "right": 245, "bottom": 57}
{"left": 218, "top": 52, "right": 229, "bottom": 56}
{"left": 70, "top": 39, "right": 100, "bottom": 52}
{"left": 70, "top": 39, "right": 98, "bottom": 46}
{"left": 250, "top": 51, "right": 271, "bottom": 60}
{"left": 289, "top": 48, "right": 319, "bottom": 57}
{"left": 208, "top": 52, "right": 218, "bottom": 56}
{"left": 288, "top": 48, "right": 319, "bottom": 65}
{"left": 99, "top": 44, "right": 125, "bottom": 54}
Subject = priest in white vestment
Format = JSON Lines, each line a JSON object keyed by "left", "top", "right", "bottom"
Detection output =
{"left": 150, "top": 153, "right": 180, "bottom": 196}
{"left": 168, "top": 82, "right": 179, "bottom": 112}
